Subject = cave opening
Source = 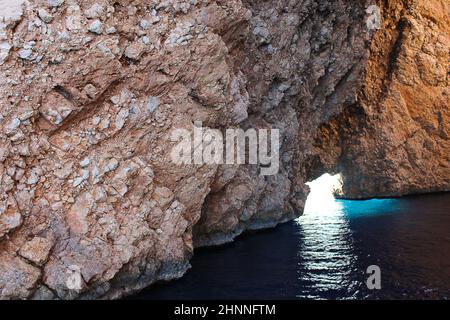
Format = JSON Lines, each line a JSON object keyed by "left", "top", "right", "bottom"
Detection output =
{"left": 296, "top": 173, "right": 356, "bottom": 298}
{"left": 303, "top": 173, "right": 343, "bottom": 216}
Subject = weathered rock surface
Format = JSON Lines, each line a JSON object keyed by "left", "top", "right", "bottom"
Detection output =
{"left": 312, "top": 0, "right": 450, "bottom": 198}
{"left": 0, "top": 0, "right": 448, "bottom": 299}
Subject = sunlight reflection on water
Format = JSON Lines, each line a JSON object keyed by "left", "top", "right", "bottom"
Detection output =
{"left": 135, "top": 174, "right": 450, "bottom": 300}
{"left": 295, "top": 173, "right": 401, "bottom": 299}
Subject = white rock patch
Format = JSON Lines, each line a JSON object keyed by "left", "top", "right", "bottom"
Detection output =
{"left": 0, "top": 0, "right": 25, "bottom": 22}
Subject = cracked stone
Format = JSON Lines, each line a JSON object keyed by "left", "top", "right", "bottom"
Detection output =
{"left": 88, "top": 19, "right": 103, "bottom": 34}
{"left": 124, "top": 42, "right": 145, "bottom": 61}
{"left": 19, "top": 237, "right": 53, "bottom": 266}
{"left": 19, "top": 48, "right": 33, "bottom": 60}
{"left": 85, "top": 4, "right": 104, "bottom": 19}
{"left": 4, "top": 118, "right": 21, "bottom": 135}
{"left": 48, "top": 0, "right": 64, "bottom": 8}
{"left": 38, "top": 9, "right": 53, "bottom": 23}
{"left": 0, "top": 206, "right": 22, "bottom": 238}
{"left": 80, "top": 158, "right": 91, "bottom": 167}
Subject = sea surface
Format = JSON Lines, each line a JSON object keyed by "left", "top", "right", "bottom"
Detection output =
{"left": 135, "top": 192, "right": 450, "bottom": 300}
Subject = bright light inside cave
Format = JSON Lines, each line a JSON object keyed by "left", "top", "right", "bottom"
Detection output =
{"left": 303, "top": 173, "right": 343, "bottom": 215}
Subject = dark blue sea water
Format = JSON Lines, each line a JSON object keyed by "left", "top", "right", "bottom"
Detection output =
{"left": 135, "top": 192, "right": 450, "bottom": 300}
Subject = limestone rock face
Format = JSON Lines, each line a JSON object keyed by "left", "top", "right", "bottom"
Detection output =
{"left": 0, "top": 0, "right": 448, "bottom": 299}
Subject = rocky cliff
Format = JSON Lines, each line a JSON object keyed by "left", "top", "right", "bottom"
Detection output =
{"left": 313, "top": 0, "right": 450, "bottom": 199}
{"left": 0, "top": 0, "right": 448, "bottom": 299}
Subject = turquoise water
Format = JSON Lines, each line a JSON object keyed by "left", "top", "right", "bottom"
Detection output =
{"left": 135, "top": 193, "right": 450, "bottom": 300}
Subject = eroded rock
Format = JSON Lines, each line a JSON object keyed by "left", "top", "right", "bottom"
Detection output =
{"left": 0, "top": 0, "right": 447, "bottom": 300}
{"left": 19, "top": 237, "right": 53, "bottom": 265}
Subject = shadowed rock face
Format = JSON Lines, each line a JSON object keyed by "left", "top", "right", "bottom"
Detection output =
{"left": 0, "top": 0, "right": 448, "bottom": 299}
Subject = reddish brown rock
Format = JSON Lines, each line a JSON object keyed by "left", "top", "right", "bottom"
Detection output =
{"left": 0, "top": 0, "right": 448, "bottom": 299}
{"left": 311, "top": 0, "right": 450, "bottom": 198}
{"left": 19, "top": 237, "right": 53, "bottom": 266}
